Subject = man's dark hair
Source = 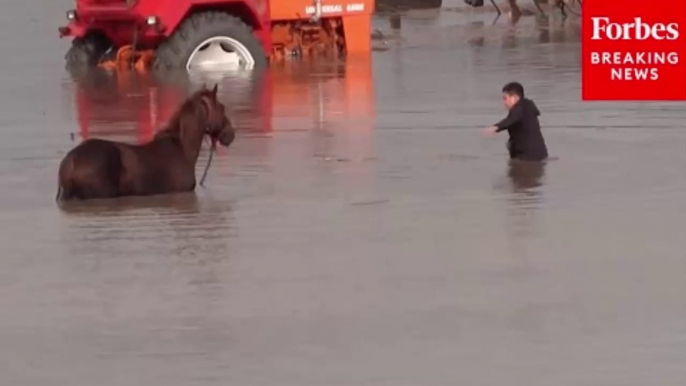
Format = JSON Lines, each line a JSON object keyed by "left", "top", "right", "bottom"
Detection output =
{"left": 502, "top": 82, "right": 524, "bottom": 98}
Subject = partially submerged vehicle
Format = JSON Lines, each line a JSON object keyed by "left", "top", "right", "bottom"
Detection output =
{"left": 59, "top": 0, "right": 375, "bottom": 72}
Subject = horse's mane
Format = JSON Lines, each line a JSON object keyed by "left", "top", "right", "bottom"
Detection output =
{"left": 154, "top": 88, "right": 213, "bottom": 140}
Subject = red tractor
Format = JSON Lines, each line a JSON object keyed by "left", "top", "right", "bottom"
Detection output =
{"left": 59, "top": 0, "right": 375, "bottom": 72}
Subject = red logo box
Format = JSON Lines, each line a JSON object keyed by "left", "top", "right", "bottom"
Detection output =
{"left": 582, "top": 0, "right": 686, "bottom": 101}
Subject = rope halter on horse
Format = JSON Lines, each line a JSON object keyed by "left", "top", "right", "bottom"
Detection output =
{"left": 198, "top": 95, "right": 218, "bottom": 186}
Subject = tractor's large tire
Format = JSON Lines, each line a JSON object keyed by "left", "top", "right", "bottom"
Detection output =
{"left": 65, "top": 33, "right": 111, "bottom": 71}
{"left": 154, "top": 12, "right": 267, "bottom": 72}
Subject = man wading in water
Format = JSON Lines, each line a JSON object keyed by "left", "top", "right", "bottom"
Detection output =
{"left": 483, "top": 82, "right": 548, "bottom": 162}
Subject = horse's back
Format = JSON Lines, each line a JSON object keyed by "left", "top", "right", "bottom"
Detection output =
{"left": 58, "top": 139, "right": 123, "bottom": 200}
{"left": 119, "top": 138, "right": 196, "bottom": 195}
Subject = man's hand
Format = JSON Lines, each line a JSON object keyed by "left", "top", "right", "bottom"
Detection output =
{"left": 482, "top": 126, "right": 498, "bottom": 137}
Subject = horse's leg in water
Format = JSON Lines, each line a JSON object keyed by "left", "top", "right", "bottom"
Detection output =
{"left": 490, "top": 0, "right": 502, "bottom": 16}
{"left": 62, "top": 140, "right": 123, "bottom": 199}
{"left": 506, "top": 0, "right": 521, "bottom": 17}
{"left": 562, "top": 2, "right": 568, "bottom": 19}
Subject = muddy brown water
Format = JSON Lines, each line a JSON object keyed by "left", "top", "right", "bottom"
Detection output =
{"left": 0, "top": 1, "right": 685, "bottom": 385}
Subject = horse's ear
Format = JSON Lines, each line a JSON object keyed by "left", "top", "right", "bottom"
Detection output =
{"left": 211, "top": 84, "right": 218, "bottom": 99}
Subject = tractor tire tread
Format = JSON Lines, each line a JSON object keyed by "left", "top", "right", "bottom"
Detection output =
{"left": 65, "top": 33, "right": 111, "bottom": 72}
{"left": 154, "top": 12, "right": 267, "bottom": 71}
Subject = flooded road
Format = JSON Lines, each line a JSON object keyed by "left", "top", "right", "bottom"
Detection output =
{"left": 1, "top": 1, "right": 685, "bottom": 385}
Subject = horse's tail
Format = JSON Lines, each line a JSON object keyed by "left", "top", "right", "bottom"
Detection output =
{"left": 57, "top": 154, "right": 76, "bottom": 202}
{"left": 56, "top": 175, "right": 71, "bottom": 202}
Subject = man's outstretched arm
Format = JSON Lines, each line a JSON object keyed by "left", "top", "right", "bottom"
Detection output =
{"left": 494, "top": 103, "right": 524, "bottom": 132}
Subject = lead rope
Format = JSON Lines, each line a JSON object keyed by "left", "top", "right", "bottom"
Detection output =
{"left": 199, "top": 97, "right": 216, "bottom": 187}
{"left": 199, "top": 138, "right": 217, "bottom": 187}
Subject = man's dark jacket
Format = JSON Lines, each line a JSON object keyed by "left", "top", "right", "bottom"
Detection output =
{"left": 495, "top": 98, "right": 548, "bottom": 161}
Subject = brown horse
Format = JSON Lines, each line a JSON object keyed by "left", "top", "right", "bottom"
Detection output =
{"left": 57, "top": 84, "right": 235, "bottom": 201}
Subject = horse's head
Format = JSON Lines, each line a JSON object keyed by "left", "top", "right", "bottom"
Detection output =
{"left": 197, "top": 84, "right": 235, "bottom": 147}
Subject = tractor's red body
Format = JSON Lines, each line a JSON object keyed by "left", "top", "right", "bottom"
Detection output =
{"left": 62, "top": 0, "right": 376, "bottom": 139}
{"left": 60, "top": 0, "right": 272, "bottom": 51}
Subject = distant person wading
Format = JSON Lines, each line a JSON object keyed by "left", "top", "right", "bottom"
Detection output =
{"left": 483, "top": 82, "right": 549, "bottom": 162}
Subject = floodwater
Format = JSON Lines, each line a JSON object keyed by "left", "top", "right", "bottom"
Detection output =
{"left": 1, "top": 1, "right": 685, "bottom": 385}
